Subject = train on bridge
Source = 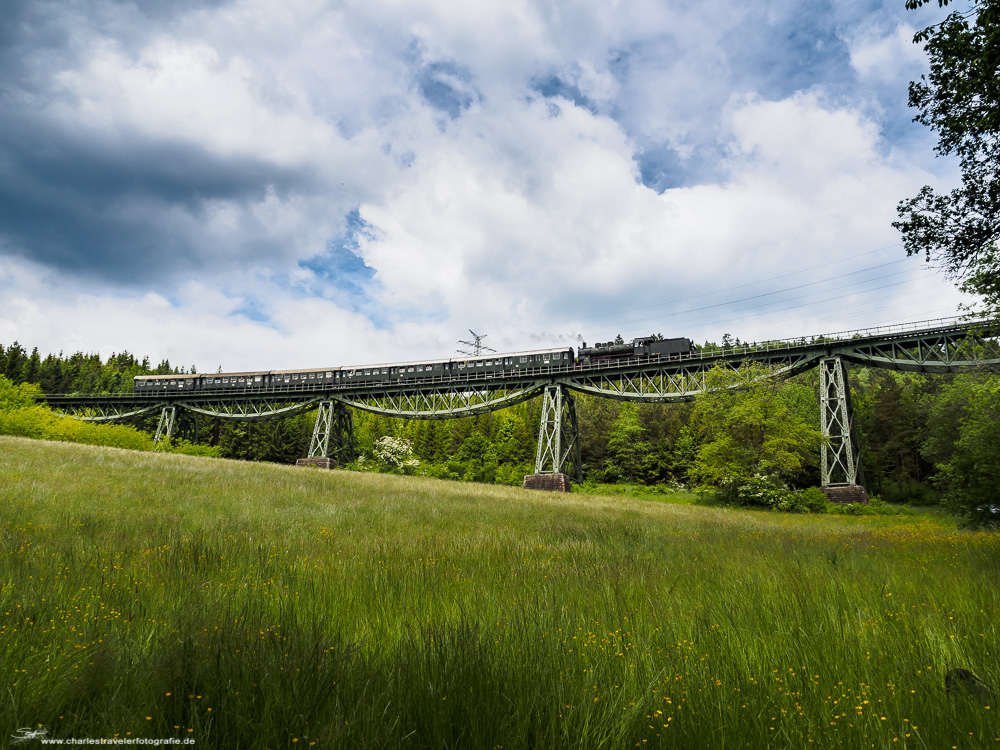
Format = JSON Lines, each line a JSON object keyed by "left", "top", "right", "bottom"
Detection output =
{"left": 132, "top": 336, "right": 698, "bottom": 393}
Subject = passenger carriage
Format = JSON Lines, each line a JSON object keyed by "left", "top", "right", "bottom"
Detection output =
{"left": 134, "top": 341, "right": 718, "bottom": 395}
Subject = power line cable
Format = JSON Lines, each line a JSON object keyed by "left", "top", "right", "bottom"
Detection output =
{"left": 539, "top": 243, "right": 906, "bottom": 327}
{"left": 579, "top": 266, "right": 914, "bottom": 336}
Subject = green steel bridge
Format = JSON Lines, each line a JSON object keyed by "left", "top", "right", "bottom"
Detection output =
{"left": 36, "top": 317, "right": 1000, "bottom": 495}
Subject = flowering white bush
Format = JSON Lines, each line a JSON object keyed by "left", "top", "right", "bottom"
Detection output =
{"left": 373, "top": 436, "right": 420, "bottom": 474}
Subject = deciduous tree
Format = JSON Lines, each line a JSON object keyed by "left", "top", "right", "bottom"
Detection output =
{"left": 691, "top": 364, "right": 820, "bottom": 496}
{"left": 895, "top": 0, "right": 1000, "bottom": 306}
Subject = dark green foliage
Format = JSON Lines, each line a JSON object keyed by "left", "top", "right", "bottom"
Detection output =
{"left": 851, "top": 369, "right": 942, "bottom": 503}
{"left": 603, "top": 405, "right": 653, "bottom": 484}
{"left": 455, "top": 432, "right": 497, "bottom": 483}
{"left": 922, "top": 374, "right": 1000, "bottom": 524}
{"left": 3, "top": 341, "right": 27, "bottom": 383}
{"left": 215, "top": 418, "right": 309, "bottom": 463}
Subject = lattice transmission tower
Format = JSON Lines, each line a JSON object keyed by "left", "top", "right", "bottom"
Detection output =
{"left": 457, "top": 330, "right": 496, "bottom": 357}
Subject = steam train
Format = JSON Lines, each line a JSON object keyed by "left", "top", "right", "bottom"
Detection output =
{"left": 133, "top": 335, "right": 697, "bottom": 393}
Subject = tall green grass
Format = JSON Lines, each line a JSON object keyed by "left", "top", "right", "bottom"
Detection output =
{"left": 1, "top": 436, "right": 997, "bottom": 748}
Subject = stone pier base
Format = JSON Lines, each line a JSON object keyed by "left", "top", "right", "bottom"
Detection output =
{"left": 522, "top": 473, "right": 573, "bottom": 492}
{"left": 823, "top": 485, "right": 869, "bottom": 505}
{"left": 296, "top": 457, "right": 335, "bottom": 469}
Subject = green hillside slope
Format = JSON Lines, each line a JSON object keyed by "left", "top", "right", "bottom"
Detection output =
{"left": 1, "top": 437, "right": 997, "bottom": 748}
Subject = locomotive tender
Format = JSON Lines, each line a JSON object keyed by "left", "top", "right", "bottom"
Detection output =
{"left": 133, "top": 336, "right": 697, "bottom": 393}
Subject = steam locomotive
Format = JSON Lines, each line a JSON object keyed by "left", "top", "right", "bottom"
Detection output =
{"left": 577, "top": 335, "right": 697, "bottom": 363}
{"left": 133, "top": 335, "right": 697, "bottom": 393}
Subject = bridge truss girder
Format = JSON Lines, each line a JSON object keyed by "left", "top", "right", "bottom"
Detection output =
{"left": 835, "top": 331, "right": 1000, "bottom": 373}
{"left": 52, "top": 396, "right": 322, "bottom": 423}
{"left": 336, "top": 380, "right": 548, "bottom": 419}
{"left": 565, "top": 352, "right": 822, "bottom": 402}
{"left": 50, "top": 403, "right": 163, "bottom": 423}
{"left": 177, "top": 397, "right": 321, "bottom": 422}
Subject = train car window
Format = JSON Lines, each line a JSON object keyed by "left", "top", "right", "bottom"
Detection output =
{"left": 381, "top": 368, "right": 388, "bottom": 374}
{"left": 255, "top": 376, "right": 262, "bottom": 382}
{"left": 326, "top": 372, "right": 332, "bottom": 378}
{"left": 434, "top": 363, "right": 442, "bottom": 370}
{"left": 458, "top": 363, "right": 464, "bottom": 369}
{"left": 407, "top": 367, "right": 414, "bottom": 373}
{"left": 170, "top": 380, "right": 177, "bottom": 385}
{"left": 222, "top": 378, "right": 229, "bottom": 383}
{"left": 476, "top": 361, "right": 483, "bottom": 367}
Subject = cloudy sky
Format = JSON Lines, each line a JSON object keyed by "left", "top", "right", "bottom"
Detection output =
{"left": 0, "top": 0, "right": 974, "bottom": 371}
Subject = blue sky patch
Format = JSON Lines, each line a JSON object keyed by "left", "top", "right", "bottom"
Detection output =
{"left": 530, "top": 74, "right": 598, "bottom": 114}
{"left": 415, "top": 60, "right": 479, "bottom": 120}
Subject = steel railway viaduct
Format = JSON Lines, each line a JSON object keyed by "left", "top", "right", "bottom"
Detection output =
{"left": 37, "top": 317, "right": 1000, "bottom": 500}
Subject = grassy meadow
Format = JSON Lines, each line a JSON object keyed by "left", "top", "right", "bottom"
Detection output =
{"left": 1, "top": 436, "right": 998, "bottom": 749}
